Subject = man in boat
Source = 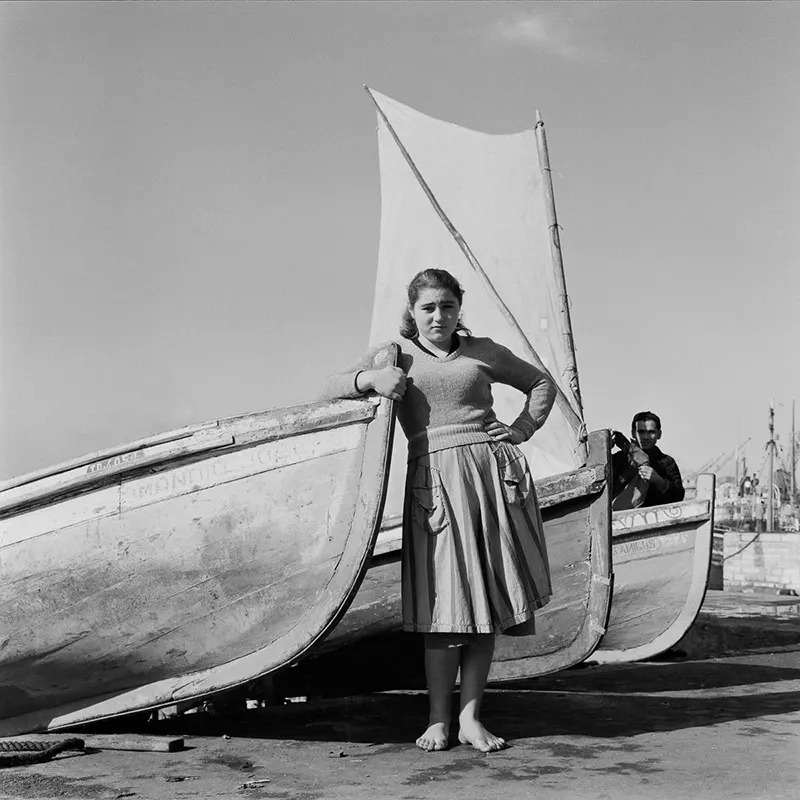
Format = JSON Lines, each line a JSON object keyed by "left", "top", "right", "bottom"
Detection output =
{"left": 611, "top": 411, "right": 685, "bottom": 509}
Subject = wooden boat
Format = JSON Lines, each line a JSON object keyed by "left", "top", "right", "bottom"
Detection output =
{"left": 285, "top": 89, "right": 614, "bottom": 690}
{"left": 490, "top": 430, "right": 611, "bottom": 680}
{"left": 303, "top": 430, "right": 611, "bottom": 683}
{"left": 0, "top": 345, "right": 397, "bottom": 736}
{"left": 589, "top": 473, "right": 716, "bottom": 664}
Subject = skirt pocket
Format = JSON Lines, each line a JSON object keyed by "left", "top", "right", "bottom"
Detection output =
{"left": 492, "top": 443, "right": 534, "bottom": 506}
{"left": 410, "top": 465, "right": 450, "bottom": 535}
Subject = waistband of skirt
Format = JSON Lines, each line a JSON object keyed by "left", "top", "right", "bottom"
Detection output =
{"left": 407, "top": 424, "right": 494, "bottom": 460}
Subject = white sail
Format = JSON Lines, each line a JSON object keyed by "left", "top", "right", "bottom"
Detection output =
{"left": 367, "top": 90, "right": 586, "bottom": 520}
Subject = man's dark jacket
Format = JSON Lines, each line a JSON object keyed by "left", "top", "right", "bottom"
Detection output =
{"left": 612, "top": 445, "right": 685, "bottom": 507}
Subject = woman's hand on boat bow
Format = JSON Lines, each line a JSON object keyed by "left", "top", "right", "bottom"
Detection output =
{"left": 356, "top": 366, "right": 407, "bottom": 401}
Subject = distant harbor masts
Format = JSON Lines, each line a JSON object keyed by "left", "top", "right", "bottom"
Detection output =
{"left": 767, "top": 401, "right": 775, "bottom": 531}
{"left": 792, "top": 399, "right": 797, "bottom": 508}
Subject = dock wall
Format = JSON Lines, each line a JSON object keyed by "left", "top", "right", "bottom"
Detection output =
{"left": 721, "top": 530, "right": 800, "bottom": 593}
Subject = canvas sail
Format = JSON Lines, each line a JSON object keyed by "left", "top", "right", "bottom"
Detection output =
{"left": 367, "top": 89, "right": 586, "bottom": 520}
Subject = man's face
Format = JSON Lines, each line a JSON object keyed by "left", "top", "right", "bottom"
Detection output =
{"left": 633, "top": 420, "right": 661, "bottom": 451}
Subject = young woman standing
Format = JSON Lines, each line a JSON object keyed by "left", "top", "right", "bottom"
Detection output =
{"left": 321, "top": 269, "right": 555, "bottom": 753}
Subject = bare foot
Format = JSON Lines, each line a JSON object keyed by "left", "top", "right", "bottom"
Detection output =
{"left": 458, "top": 719, "right": 507, "bottom": 753}
{"left": 416, "top": 722, "right": 450, "bottom": 751}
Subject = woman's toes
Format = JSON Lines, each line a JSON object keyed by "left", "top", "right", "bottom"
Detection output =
{"left": 416, "top": 723, "right": 449, "bottom": 751}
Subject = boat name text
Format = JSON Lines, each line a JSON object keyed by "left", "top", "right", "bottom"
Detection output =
{"left": 615, "top": 538, "right": 661, "bottom": 557}
{"left": 86, "top": 450, "right": 147, "bottom": 475}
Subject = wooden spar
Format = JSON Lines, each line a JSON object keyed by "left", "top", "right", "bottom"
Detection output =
{"left": 363, "top": 85, "right": 583, "bottom": 440}
{"left": 792, "top": 399, "right": 797, "bottom": 506}
{"left": 768, "top": 400, "right": 775, "bottom": 531}
{"left": 535, "top": 110, "right": 587, "bottom": 463}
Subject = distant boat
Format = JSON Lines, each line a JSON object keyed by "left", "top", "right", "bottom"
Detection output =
{"left": 295, "top": 89, "right": 613, "bottom": 684}
{"left": 0, "top": 345, "right": 397, "bottom": 735}
{"left": 712, "top": 402, "right": 798, "bottom": 534}
{"left": 589, "top": 474, "right": 716, "bottom": 664}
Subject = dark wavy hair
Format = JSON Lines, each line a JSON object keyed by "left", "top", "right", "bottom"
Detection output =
{"left": 631, "top": 410, "right": 662, "bottom": 435}
{"left": 399, "top": 269, "right": 472, "bottom": 339}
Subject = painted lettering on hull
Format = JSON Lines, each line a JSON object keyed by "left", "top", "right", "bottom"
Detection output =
{"left": 614, "top": 537, "right": 662, "bottom": 558}
{"left": 122, "top": 425, "right": 363, "bottom": 512}
{"left": 613, "top": 530, "right": 691, "bottom": 565}
{"left": 86, "top": 450, "right": 147, "bottom": 475}
{"left": 613, "top": 503, "right": 685, "bottom": 533}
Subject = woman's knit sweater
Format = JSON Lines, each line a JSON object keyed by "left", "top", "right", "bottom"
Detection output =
{"left": 321, "top": 335, "right": 556, "bottom": 459}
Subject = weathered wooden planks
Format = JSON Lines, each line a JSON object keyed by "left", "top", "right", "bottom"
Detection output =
{"left": 589, "top": 473, "right": 716, "bottom": 664}
{"left": 0, "top": 400, "right": 379, "bottom": 516}
{"left": 488, "top": 429, "right": 612, "bottom": 680}
{"left": 9, "top": 734, "right": 185, "bottom": 752}
{"left": 0, "top": 345, "right": 397, "bottom": 735}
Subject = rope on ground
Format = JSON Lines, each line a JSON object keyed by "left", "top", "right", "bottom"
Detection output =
{"left": 0, "top": 738, "right": 85, "bottom": 768}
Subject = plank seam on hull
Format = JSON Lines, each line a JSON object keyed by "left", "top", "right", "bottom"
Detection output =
{"left": 0, "top": 406, "right": 379, "bottom": 518}
{"left": 1, "top": 442, "right": 359, "bottom": 544}
{"left": 2, "top": 550, "right": 345, "bottom": 655}
{"left": 120, "top": 443, "right": 357, "bottom": 513}
{"left": 0, "top": 398, "right": 379, "bottom": 495}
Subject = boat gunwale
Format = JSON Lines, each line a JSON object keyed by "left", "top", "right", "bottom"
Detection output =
{"left": 611, "top": 504, "right": 712, "bottom": 543}
{"left": 0, "top": 398, "right": 381, "bottom": 516}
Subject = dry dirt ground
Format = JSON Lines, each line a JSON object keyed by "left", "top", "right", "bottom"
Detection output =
{"left": 1, "top": 647, "right": 799, "bottom": 800}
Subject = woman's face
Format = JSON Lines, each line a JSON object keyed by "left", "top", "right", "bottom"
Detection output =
{"left": 410, "top": 287, "right": 461, "bottom": 345}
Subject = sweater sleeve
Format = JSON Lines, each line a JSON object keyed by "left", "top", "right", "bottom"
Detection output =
{"left": 487, "top": 340, "right": 557, "bottom": 441}
{"left": 318, "top": 343, "right": 391, "bottom": 400}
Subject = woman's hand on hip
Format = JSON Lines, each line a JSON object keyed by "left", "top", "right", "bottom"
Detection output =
{"left": 485, "top": 421, "right": 525, "bottom": 445}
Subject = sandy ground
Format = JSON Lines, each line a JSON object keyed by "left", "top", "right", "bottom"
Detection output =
{"left": 2, "top": 648, "right": 799, "bottom": 800}
{"left": 2, "top": 590, "right": 799, "bottom": 800}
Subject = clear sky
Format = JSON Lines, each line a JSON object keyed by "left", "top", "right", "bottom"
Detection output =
{"left": 1, "top": 1, "right": 798, "bottom": 482}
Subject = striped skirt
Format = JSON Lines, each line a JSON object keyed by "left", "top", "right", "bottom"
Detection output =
{"left": 401, "top": 441, "right": 552, "bottom": 635}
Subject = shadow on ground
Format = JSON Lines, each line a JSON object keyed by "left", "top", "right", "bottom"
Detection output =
{"left": 75, "top": 655, "right": 800, "bottom": 745}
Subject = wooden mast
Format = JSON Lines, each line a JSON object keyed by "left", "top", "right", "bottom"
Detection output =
{"left": 767, "top": 400, "right": 776, "bottom": 532}
{"left": 535, "top": 111, "right": 587, "bottom": 462}
{"left": 792, "top": 399, "right": 797, "bottom": 508}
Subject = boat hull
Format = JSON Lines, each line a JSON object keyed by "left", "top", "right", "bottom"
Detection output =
{"left": 490, "top": 430, "right": 612, "bottom": 680}
{"left": 286, "top": 430, "right": 612, "bottom": 691}
{"left": 589, "top": 473, "right": 716, "bottom": 664}
{"left": 0, "top": 349, "right": 397, "bottom": 735}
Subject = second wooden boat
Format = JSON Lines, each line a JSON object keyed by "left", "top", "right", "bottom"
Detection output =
{"left": 589, "top": 473, "right": 716, "bottom": 664}
{"left": 297, "top": 429, "right": 611, "bottom": 689}
{"left": 0, "top": 346, "right": 397, "bottom": 735}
